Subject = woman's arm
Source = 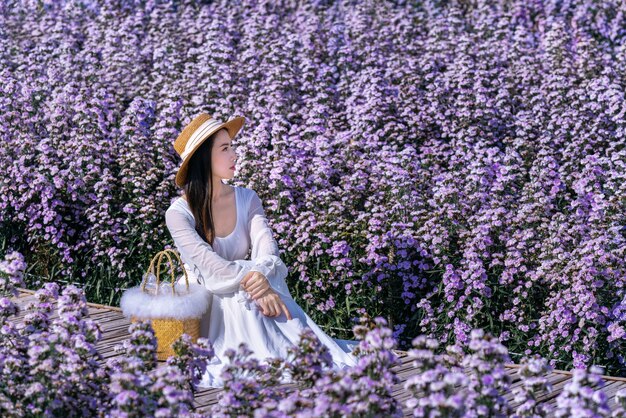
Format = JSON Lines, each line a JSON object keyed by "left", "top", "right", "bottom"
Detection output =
{"left": 165, "top": 191, "right": 288, "bottom": 295}
{"left": 165, "top": 207, "right": 250, "bottom": 294}
{"left": 247, "top": 190, "right": 288, "bottom": 279}
{"left": 243, "top": 191, "right": 290, "bottom": 298}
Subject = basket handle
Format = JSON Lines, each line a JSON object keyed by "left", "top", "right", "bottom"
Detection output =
{"left": 164, "top": 249, "right": 190, "bottom": 291}
{"left": 141, "top": 249, "right": 189, "bottom": 295}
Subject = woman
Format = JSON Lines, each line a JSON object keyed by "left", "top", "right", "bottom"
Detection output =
{"left": 165, "top": 113, "right": 357, "bottom": 388}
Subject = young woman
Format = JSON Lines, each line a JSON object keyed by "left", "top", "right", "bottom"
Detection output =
{"left": 165, "top": 113, "right": 357, "bottom": 387}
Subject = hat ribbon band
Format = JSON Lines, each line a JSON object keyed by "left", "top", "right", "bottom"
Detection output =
{"left": 180, "top": 118, "right": 223, "bottom": 161}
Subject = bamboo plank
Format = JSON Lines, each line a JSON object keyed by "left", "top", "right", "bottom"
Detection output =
{"left": 540, "top": 376, "right": 573, "bottom": 407}
{"left": 600, "top": 381, "right": 626, "bottom": 412}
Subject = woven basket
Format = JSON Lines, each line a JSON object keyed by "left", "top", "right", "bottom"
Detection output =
{"left": 126, "top": 249, "right": 203, "bottom": 361}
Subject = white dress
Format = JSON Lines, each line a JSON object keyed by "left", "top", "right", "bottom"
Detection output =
{"left": 164, "top": 185, "right": 358, "bottom": 388}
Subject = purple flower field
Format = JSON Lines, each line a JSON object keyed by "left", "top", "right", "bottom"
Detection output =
{"left": 0, "top": 0, "right": 625, "bottom": 376}
{"left": 3, "top": 252, "right": 626, "bottom": 417}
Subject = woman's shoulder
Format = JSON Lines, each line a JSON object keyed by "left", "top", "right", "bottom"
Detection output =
{"left": 235, "top": 186, "right": 264, "bottom": 212}
{"left": 165, "top": 196, "right": 191, "bottom": 217}
{"left": 235, "top": 185, "right": 260, "bottom": 200}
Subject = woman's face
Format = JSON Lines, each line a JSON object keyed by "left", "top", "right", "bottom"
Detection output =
{"left": 211, "top": 128, "right": 238, "bottom": 180}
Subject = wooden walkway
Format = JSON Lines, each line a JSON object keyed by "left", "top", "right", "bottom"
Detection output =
{"left": 9, "top": 288, "right": 626, "bottom": 416}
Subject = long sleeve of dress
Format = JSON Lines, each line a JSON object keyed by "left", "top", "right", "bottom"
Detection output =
{"left": 165, "top": 192, "right": 288, "bottom": 296}
{"left": 165, "top": 207, "right": 249, "bottom": 294}
{"left": 247, "top": 191, "right": 289, "bottom": 295}
{"left": 248, "top": 191, "right": 289, "bottom": 282}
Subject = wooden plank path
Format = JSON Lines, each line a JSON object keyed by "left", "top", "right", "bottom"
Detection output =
{"left": 10, "top": 288, "right": 626, "bottom": 415}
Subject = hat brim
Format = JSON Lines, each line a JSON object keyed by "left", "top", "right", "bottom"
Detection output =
{"left": 175, "top": 116, "right": 245, "bottom": 188}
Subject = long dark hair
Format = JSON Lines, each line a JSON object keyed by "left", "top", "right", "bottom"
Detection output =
{"left": 183, "top": 128, "right": 227, "bottom": 246}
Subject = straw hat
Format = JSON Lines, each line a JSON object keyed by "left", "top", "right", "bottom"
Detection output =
{"left": 173, "top": 113, "right": 245, "bottom": 187}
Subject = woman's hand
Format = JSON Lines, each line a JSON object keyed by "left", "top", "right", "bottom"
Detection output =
{"left": 255, "top": 288, "right": 293, "bottom": 320}
{"left": 241, "top": 271, "right": 271, "bottom": 300}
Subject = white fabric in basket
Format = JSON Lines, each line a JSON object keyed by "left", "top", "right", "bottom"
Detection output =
{"left": 120, "top": 282, "right": 211, "bottom": 320}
